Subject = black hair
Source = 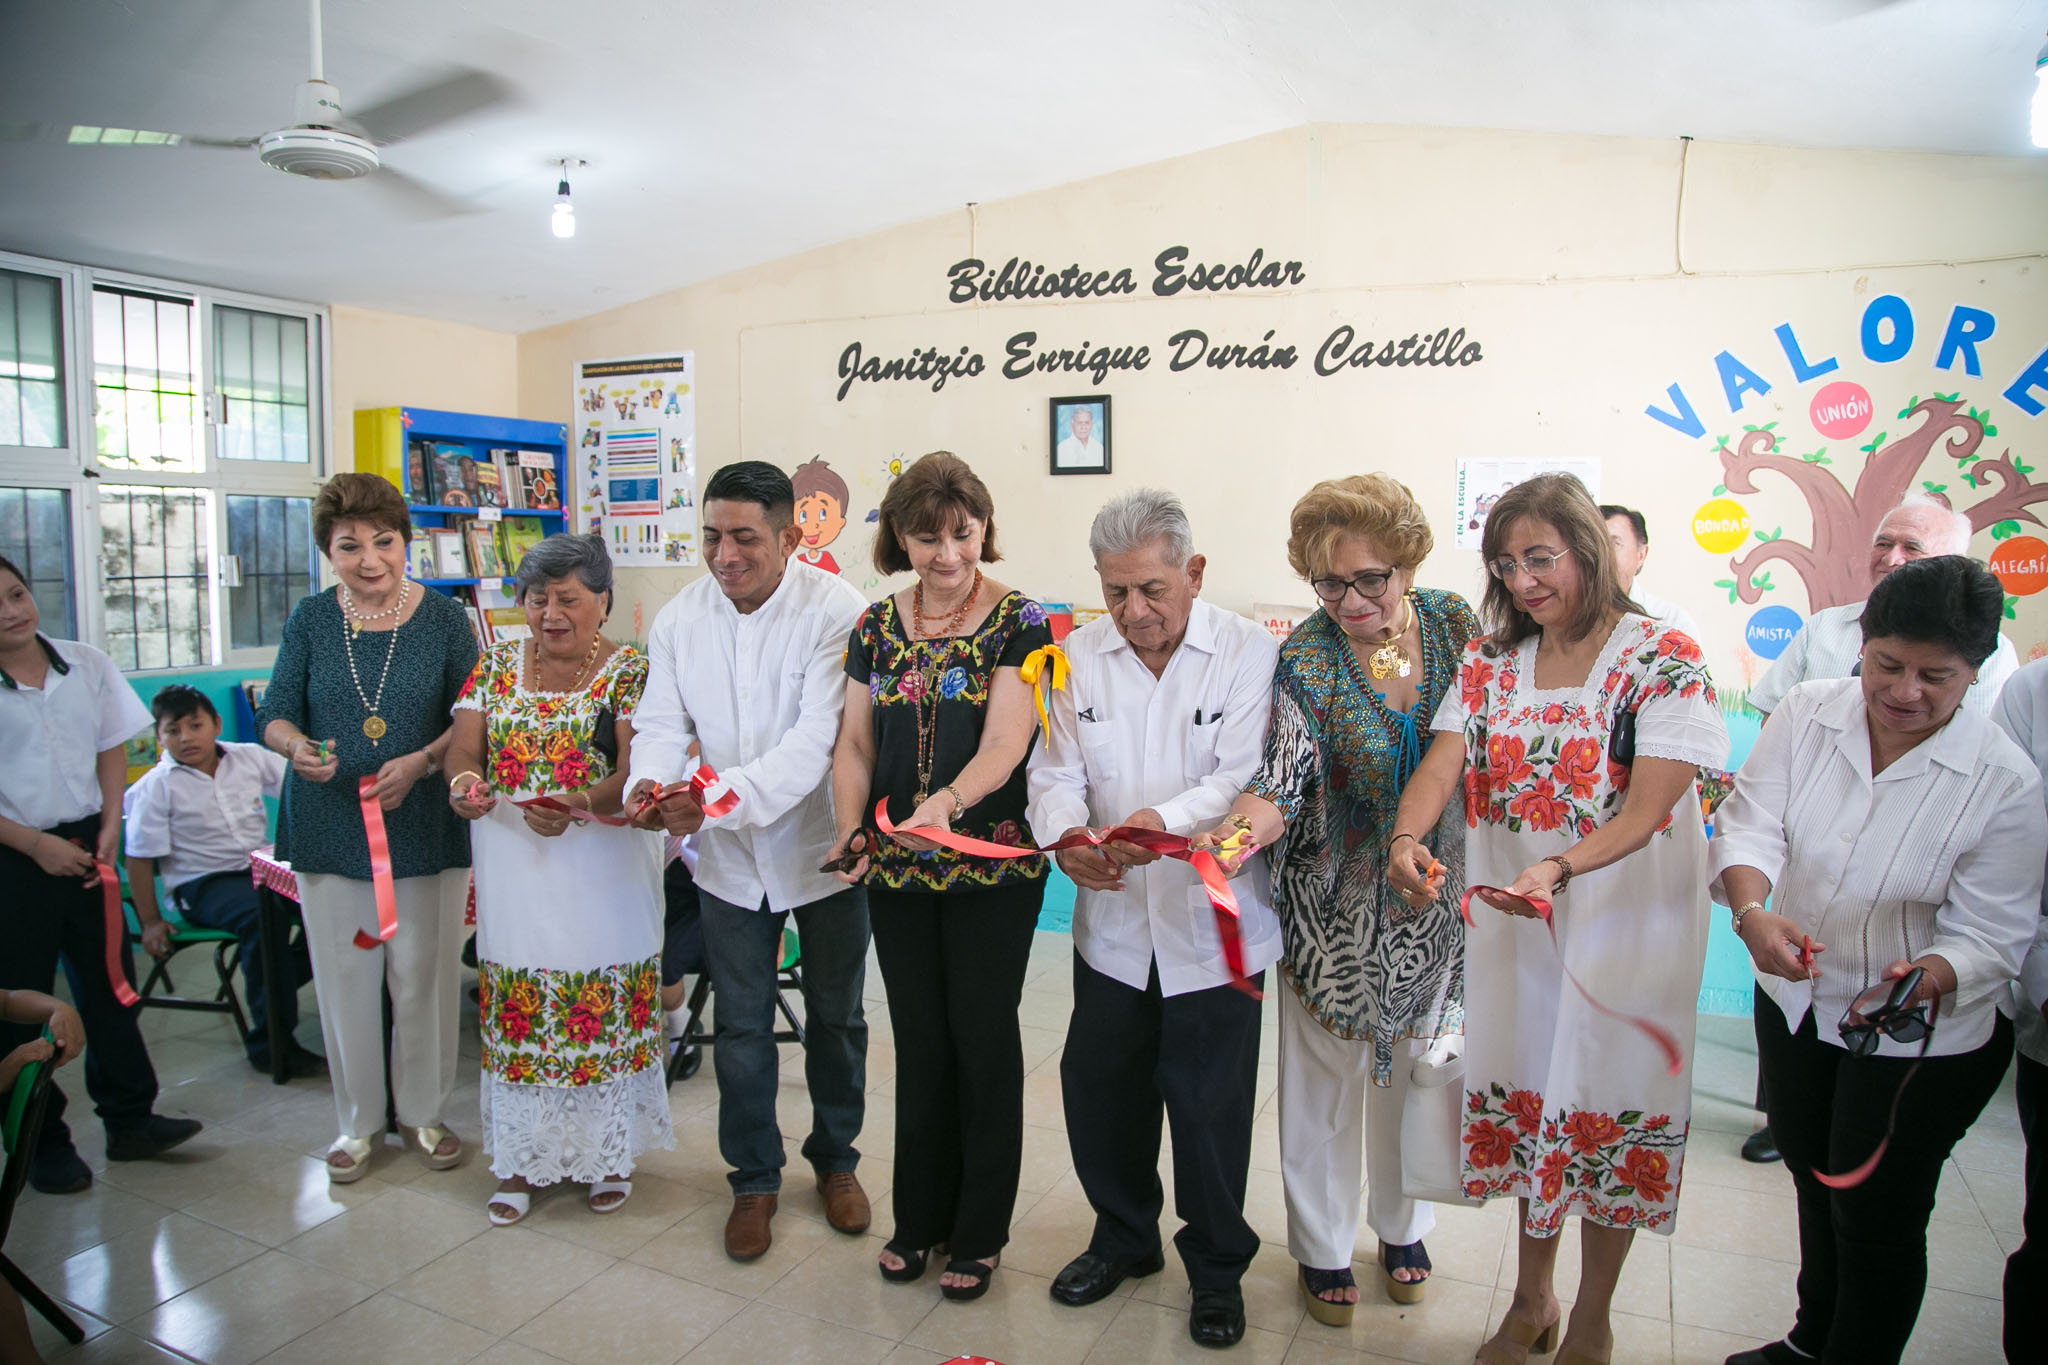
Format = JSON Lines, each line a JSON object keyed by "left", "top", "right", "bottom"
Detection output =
{"left": 1599, "top": 504, "right": 1648, "bottom": 547}
{"left": 0, "top": 552, "right": 24, "bottom": 587}
{"left": 1860, "top": 555, "right": 2005, "bottom": 668}
{"left": 151, "top": 683, "right": 218, "bottom": 728}
{"left": 703, "top": 461, "right": 795, "bottom": 526}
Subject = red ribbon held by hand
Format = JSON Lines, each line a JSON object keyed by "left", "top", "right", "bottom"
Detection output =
{"left": 353, "top": 776, "right": 400, "bottom": 951}
{"left": 873, "top": 799, "right": 1261, "bottom": 998}
{"left": 626, "top": 766, "right": 740, "bottom": 823}
{"left": 1459, "top": 884, "right": 1683, "bottom": 1077}
{"left": 93, "top": 858, "right": 140, "bottom": 1006}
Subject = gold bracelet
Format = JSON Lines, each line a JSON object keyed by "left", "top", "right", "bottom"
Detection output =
{"left": 449, "top": 770, "right": 484, "bottom": 794}
{"left": 942, "top": 784, "right": 967, "bottom": 822}
{"left": 1227, "top": 813, "right": 1253, "bottom": 835}
{"left": 1730, "top": 900, "right": 1765, "bottom": 935}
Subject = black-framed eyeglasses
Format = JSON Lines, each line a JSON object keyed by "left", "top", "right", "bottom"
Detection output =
{"left": 1309, "top": 570, "right": 1396, "bottom": 603}
{"left": 1487, "top": 550, "right": 1566, "bottom": 581}
{"left": 1838, "top": 968, "right": 1933, "bottom": 1058}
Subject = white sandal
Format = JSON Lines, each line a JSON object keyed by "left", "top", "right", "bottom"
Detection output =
{"left": 487, "top": 1189, "right": 532, "bottom": 1226}
{"left": 588, "top": 1179, "right": 632, "bottom": 1214}
{"left": 326, "top": 1135, "right": 374, "bottom": 1185}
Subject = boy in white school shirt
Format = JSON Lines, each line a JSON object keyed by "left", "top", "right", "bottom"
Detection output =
{"left": 123, "top": 685, "right": 321, "bottom": 1078}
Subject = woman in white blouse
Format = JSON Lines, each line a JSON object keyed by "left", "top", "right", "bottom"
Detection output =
{"left": 1710, "top": 555, "right": 2045, "bottom": 1365}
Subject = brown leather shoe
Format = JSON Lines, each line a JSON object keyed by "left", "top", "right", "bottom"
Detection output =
{"left": 815, "top": 1169, "right": 872, "bottom": 1234}
{"left": 725, "top": 1192, "right": 777, "bottom": 1261}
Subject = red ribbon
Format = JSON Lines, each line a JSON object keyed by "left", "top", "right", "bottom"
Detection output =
{"left": 94, "top": 859, "right": 140, "bottom": 1007}
{"left": 1458, "top": 884, "right": 1682, "bottom": 1076}
{"left": 352, "top": 776, "right": 400, "bottom": 951}
{"left": 499, "top": 765, "right": 739, "bottom": 829}
{"left": 872, "top": 799, "right": 1261, "bottom": 998}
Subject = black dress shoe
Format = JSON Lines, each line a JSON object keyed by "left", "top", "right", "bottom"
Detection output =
{"left": 1740, "top": 1125, "right": 1782, "bottom": 1164}
{"left": 1189, "top": 1286, "right": 1246, "bottom": 1348}
{"left": 105, "top": 1114, "right": 203, "bottom": 1162}
{"left": 29, "top": 1146, "right": 92, "bottom": 1195}
{"left": 1049, "top": 1249, "right": 1166, "bottom": 1307}
{"left": 1723, "top": 1343, "right": 1805, "bottom": 1365}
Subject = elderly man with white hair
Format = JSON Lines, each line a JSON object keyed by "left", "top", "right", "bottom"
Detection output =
{"left": 1749, "top": 495, "right": 2018, "bottom": 717}
{"left": 1026, "top": 489, "right": 1282, "bottom": 1349}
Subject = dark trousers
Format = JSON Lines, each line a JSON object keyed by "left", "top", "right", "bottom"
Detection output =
{"left": 2007, "top": 1049, "right": 2046, "bottom": 1364}
{"left": 868, "top": 878, "right": 1045, "bottom": 1261}
{"left": 1756, "top": 992, "right": 2013, "bottom": 1365}
{"left": 1062, "top": 954, "right": 1264, "bottom": 1289}
{"left": 175, "top": 871, "right": 310, "bottom": 1063}
{"left": 0, "top": 816, "right": 160, "bottom": 1155}
{"left": 698, "top": 885, "right": 870, "bottom": 1194}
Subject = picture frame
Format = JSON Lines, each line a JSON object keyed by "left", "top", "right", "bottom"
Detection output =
{"left": 428, "top": 527, "right": 468, "bottom": 579}
{"left": 1049, "top": 395, "right": 1111, "bottom": 475}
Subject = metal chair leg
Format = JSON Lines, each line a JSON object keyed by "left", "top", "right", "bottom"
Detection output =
{"left": 0, "top": 1252, "right": 84, "bottom": 1343}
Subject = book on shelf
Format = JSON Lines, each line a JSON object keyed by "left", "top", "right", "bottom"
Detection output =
{"left": 408, "top": 535, "right": 437, "bottom": 580}
{"left": 403, "top": 440, "right": 436, "bottom": 505}
{"left": 517, "top": 450, "right": 561, "bottom": 511}
{"left": 428, "top": 526, "right": 468, "bottom": 578}
{"left": 473, "top": 455, "right": 507, "bottom": 509}
{"left": 491, "top": 449, "right": 524, "bottom": 509}
{"left": 464, "top": 603, "right": 490, "bottom": 649}
{"left": 497, "top": 518, "right": 547, "bottom": 575}
{"left": 430, "top": 442, "right": 475, "bottom": 507}
{"left": 484, "top": 607, "right": 531, "bottom": 643}
{"left": 465, "top": 523, "right": 507, "bottom": 579}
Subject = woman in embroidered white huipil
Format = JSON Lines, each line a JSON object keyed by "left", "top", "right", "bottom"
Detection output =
{"left": 444, "top": 535, "right": 671, "bottom": 1226}
{"left": 1386, "top": 475, "right": 1728, "bottom": 1365}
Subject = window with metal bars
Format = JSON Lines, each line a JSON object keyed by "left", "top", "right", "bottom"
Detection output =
{"left": 0, "top": 486, "right": 76, "bottom": 637}
{"left": 0, "top": 268, "right": 66, "bottom": 448}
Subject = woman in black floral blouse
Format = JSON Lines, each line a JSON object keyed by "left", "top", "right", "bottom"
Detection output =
{"left": 829, "top": 452, "right": 1053, "bottom": 1302}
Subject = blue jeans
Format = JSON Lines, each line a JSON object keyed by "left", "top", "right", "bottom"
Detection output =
{"left": 698, "top": 885, "right": 869, "bottom": 1194}
{"left": 177, "top": 871, "right": 311, "bottom": 1063}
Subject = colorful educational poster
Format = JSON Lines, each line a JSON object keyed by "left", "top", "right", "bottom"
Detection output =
{"left": 573, "top": 351, "right": 697, "bottom": 566}
{"left": 1453, "top": 457, "right": 1603, "bottom": 550}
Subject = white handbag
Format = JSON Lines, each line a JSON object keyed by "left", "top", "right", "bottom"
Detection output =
{"left": 1400, "top": 1038, "right": 1482, "bottom": 1205}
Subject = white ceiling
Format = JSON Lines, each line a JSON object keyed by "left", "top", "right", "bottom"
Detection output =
{"left": 1, "top": 0, "right": 2043, "bottom": 333}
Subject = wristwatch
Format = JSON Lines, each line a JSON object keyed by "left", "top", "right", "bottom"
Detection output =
{"left": 1730, "top": 900, "right": 1765, "bottom": 935}
{"left": 422, "top": 749, "right": 440, "bottom": 777}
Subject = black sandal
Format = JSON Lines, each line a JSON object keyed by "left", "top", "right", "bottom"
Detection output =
{"left": 1379, "top": 1239, "right": 1430, "bottom": 1304}
{"left": 878, "top": 1240, "right": 930, "bottom": 1283}
{"left": 939, "top": 1254, "right": 999, "bottom": 1301}
{"left": 1300, "top": 1265, "right": 1356, "bottom": 1327}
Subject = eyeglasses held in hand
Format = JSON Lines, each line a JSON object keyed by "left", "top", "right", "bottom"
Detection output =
{"left": 1309, "top": 570, "right": 1396, "bottom": 602}
{"left": 818, "top": 827, "right": 871, "bottom": 875}
{"left": 1487, "top": 550, "right": 1566, "bottom": 581}
{"left": 1838, "top": 967, "right": 1932, "bottom": 1058}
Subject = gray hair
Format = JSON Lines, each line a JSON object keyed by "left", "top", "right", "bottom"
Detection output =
{"left": 1888, "top": 494, "right": 1975, "bottom": 556}
{"left": 1088, "top": 488, "right": 1194, "bottom": 567}
{"left": 513, "top": 532, "right": 614, "bottom": 609}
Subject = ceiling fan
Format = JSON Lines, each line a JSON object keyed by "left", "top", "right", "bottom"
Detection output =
{"left": 4, "top": 0, "right": 515, "bottom": 216}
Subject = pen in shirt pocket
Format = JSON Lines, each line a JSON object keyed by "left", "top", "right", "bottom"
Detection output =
{"left": 1192, "top": 709, "right": 1222, "bottom": 725}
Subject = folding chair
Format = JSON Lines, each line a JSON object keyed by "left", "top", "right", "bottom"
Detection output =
{"left": 666, "top": 922, "right": 806, "bottom": 1084}
{"left": 124, "top": 879, "right": 252, "bottom": 1049}
{"left": 1, "top": 1036, "right": 85, "bottom": 1344}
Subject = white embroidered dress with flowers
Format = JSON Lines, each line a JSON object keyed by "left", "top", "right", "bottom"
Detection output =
{"left": 453, "top": 641, "right": 673, "bottom": 1185}
{"left": 1429, "top": 614, "right": 1728, "bottom": 1236}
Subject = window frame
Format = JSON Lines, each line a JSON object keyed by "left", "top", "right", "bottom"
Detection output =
{"left": 0, "top": 248, "right": 331, "bottom": 673}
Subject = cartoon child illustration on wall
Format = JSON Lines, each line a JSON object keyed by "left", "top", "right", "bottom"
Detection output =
{"left": 791, "top": 456, "right": 851, "bottom": 576}
{"left": 664, "top": 389, "right": 684, "bottom": 416}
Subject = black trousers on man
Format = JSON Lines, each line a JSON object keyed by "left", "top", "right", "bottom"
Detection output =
{"left": 1062, "top": 954, "right": 1264, "bottom": 1290}
{"left": 0, "top": 816, "right": 161, "bottom": 1160}
{"left": 1756, "top": 991, "right": 2012, "bottom": 1365}
{"left": 2006, "top": 1049, "right": 2046, "bottom": 1364}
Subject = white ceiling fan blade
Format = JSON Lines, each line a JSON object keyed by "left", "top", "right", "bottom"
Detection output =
{"left": 365, "top": 164, "right": 485, "bottom": 220}
{"left": 348, "top": 67, "right": 515, "bottom": 147}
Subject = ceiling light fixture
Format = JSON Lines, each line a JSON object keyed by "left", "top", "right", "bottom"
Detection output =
{"left": 2034, "top": 36, "right": 2048, "bottom": 148}
{"left": 551, "top": 159, "right": 578, "bottom": 239}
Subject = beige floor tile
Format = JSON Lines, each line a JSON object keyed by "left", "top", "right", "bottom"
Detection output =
{"left": 1904, "top": 1285, "right": 2006, "bottom": 1364}
{"left": 776, "top": 1159, "right": 892, "bottom": 1230}
{"left": 1020, "top": 1024, "right": 1070, "bottom": 1073}
{"left": 1669, "top": 1180, "right": 1799, "bottom": 1265}
{"left": 1083, "top": 1296, "right": 1292, "bottom": 1363}
{"left": 628, "top": 1197, "right": 835, "bottom": 1295}
{"left": 905, "top": 1265, "right": 1120, "bottom": 1365}
{"left": 471, "top": 1344, "right": 573, "bottom": 1365}
{"left": 179, "top": 1152, "right": 386, "bottom": 1246}
{"left": 1951, "top": 1124, "right": 2027, "bottom": 1177}
{"left": 1669, "top": 1244, "right": 1798, "bottom": 1340}
{"left": 760, "top": 1232, "right": 940, "bottom": 1339}
{"left": 511, "top": 1261, "right": 747, "bottom": 1365}
{"left": 223, "top": 1090, "right": 350, "bottom": 1160}
{"left": 1957, "top": 1160, "right": 2026, "bottom": 1235}
{"left": 876, "top": 1347, "right": 957, "bottom": 1365}
{"left": 129, "top": 1249, "right": 374, "bottom": 1365}
{"left": 1671, "top": 1322, "right": 1772, "bottom": 1365}
{"left": 6, "top": 1183, "right": 176, "bottom": 1272}
{"left": 258, "top": 1292, "right": 494, "bottom": 1364}
{"left": 1128, "top": 1245, "right": 1308, "bottom": 1337}
{"left": 39, "top": 1327, "right": 193, "bottom": 1365}
{"left": 1243, "top": 1166, "right": 1291, "bottom": 1249}
{"left": 26, "top": 1300, "right": 113, "bottom": 1357}
{"left": 50, "top": 1211, "right": 264, "bottom": 1322}
{"left": 678, "top": 1301, "right": 898, "bottom": 1363}
{"left": 1018, "top": 987, "right": 1077, "bottom": 1036}
{"left": 1674, "top": 1127, "right": 1798, "bottom": 1198}
{"left": 1023, "top": 1063, "right": 1069, "bottom": 1131}
{"left": 1324, "top": 1271, "right": 1492, "bottom": 1364}
{"left": 93, "top": 1130, "right": 302, "bottom": 1210}
{"left": 1484, "top": 1287, "right": 1670, "bottom": 1363}
{"left": 388, "top": 1225, "right": 614, "bottom": 1333}
{"left": 1250, "top": 1109, "right": 1284, "bottom": 1174}
{"left": 1924, "top": 1216, "right": 2012, "bottom": 1298}
{"left": 1926, "top": 1158, "right": 1993, "bottom": 1228}
{"left": 1001, "top": 1194, "right": 1116, "bottom": 1281}
{"left": 1017, "top": 1130, "right": 1077, "bottom": 1196}
{"left": 521, "top": 1172, "right": 712, "bottom": 1257}
{"left": 280, "top": 1185, "right": 489, "bottom": 1289}
{"left": 1398, "top": 1199, "right": 1510, "bottom": 1291}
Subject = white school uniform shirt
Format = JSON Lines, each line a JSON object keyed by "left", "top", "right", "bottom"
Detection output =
{"left": 1992, "top": 657, "right": 2048, "bottom": 1065}
{"left": 1025, "top": 601, "right": 1283, "bottom": 997}
{"left": 1631, "top": 588, "right": 1700, "bottom": 643}
{"left": 122, "top": 741, "right": 286, "bottom": 893}
{"left": 0, "top": 636, "right": 151, "bottom": 830}
{"left": 1748, "top": 599, "right": 2019, "bottom": 716}
{"left": 1708, "top": 677, "right": 2046, "bottom": 1058}
{"left": 628, "top": 561, "right": 866, "bottom": 913}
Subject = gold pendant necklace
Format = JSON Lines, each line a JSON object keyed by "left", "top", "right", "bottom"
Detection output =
{"left": 340, "top": 581, "right": 409, "bottom": 745}
{"left": 1365, "top": 596, "right": 1415, "bottom": 681}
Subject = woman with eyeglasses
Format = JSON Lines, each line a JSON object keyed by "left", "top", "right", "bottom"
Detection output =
{"left": 1197, "top": 474, "right": 1480, "bottom": 1324}
{"left": 1706, "top": 554, "right": 2043, "bottom": 1365}
{"left": 1385, "top": 473, "right": 1728, "bottom": 1365}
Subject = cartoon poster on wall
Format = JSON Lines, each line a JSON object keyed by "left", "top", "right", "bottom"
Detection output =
{"left": 573, "top": 352, "right": 697, "bottom": 566}
{"left": 1454, "top": 457, "right": 1602, "bottom": 549}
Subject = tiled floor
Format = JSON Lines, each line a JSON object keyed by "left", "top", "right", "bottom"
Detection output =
{"left": 12, "top": 930, "right": 2022, "bottom": 1364}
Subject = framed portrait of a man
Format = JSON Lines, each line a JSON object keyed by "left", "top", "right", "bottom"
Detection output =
{"left": 1049, "top": 395, "right": 1111, "bottom": 475}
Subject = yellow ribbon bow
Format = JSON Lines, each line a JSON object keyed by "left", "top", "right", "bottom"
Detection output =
{"left": 1018, "top": 644, "right": 1071, "bottom": 734}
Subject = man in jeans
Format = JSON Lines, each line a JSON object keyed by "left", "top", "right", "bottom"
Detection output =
{"left": 629, "top": 461, "right": 871, "bottom": 1261}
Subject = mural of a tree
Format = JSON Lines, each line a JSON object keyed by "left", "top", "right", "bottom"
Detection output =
{"left": 1715, "top": 397, "right": 2048, "bottom": 612}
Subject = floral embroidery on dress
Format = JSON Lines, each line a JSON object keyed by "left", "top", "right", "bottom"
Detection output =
{"left": 1462, "top": 1083, "right": 1688, "bottom": 1234}
{"left": 454, "top": 642, "right": 648, "bottom": 797}
{"left": 478, "top": 958, "right": 665, "bottom": 1087}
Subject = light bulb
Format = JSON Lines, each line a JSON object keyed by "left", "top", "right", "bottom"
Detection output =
{"left": 2034, "top": 40, "right": 2048, "bottom": 149}
{"left": 551, "top": 197, "right": 575, "bottom": 238}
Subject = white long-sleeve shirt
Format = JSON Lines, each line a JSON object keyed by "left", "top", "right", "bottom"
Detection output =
{"left": 628, "top": 561, "right": 867, "bottom": 913}
{"left": 1025, "top": 601, "right": 1283, "bottom": 996}
{"left": 1709, "top": 677, "right": 2045, "bottom": 1057}
{"left": 1992, "top": 657, "right": 2048, "bottom": 1065}
{"left": 1748, "top": 599, "right": 2018, "bottom": 716}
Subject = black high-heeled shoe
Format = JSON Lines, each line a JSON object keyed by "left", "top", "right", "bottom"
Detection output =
{"left": 940, "top": 1254, "right": 999, "bottom": 1301}
{"left": 878, "top": 1239, "right": 932, "bottom": 1283}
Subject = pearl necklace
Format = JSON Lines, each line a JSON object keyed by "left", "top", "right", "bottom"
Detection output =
{"left": 340, "top": 579, "right": 410, "bottom": 744}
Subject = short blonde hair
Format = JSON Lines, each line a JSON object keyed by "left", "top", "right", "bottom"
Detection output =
{"left": 1285, "top": 474, "right": 1433, "bottom": 580}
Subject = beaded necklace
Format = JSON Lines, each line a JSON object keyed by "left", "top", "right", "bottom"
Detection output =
{"left": 339, "top": 580, "right": 411, "bottom": 743}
